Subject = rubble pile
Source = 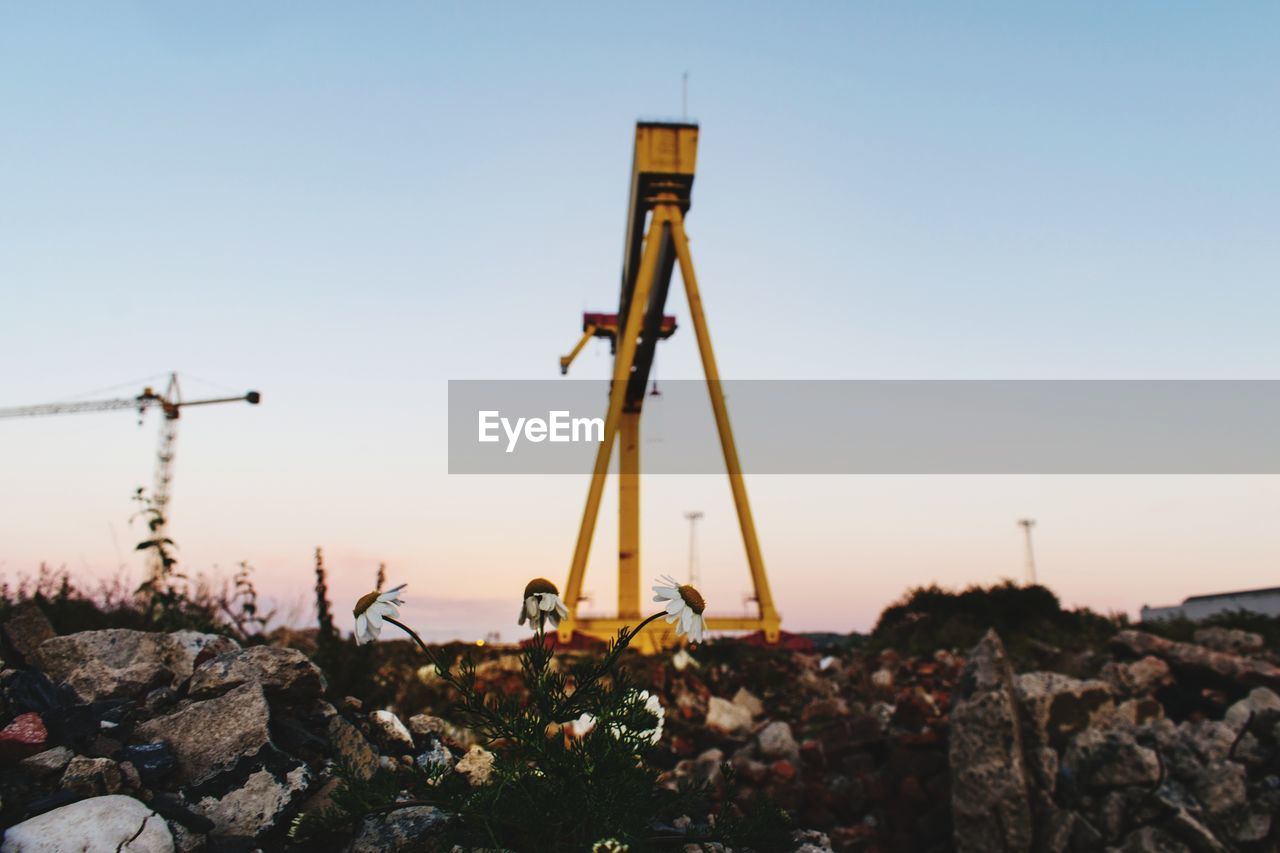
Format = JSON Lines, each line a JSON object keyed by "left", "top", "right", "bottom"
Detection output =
{"left": 0, "top": 604, "right": 468, "bottom": 851}
{"left": 0, "top": 596, "right": 1277, "bottom": 851}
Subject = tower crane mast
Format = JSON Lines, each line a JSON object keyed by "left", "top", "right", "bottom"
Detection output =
{"left": 0, "top": 373, "right": 261, "bottom": 580}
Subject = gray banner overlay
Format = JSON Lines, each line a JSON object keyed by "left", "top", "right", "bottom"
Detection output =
{"left": 448, "top": 380, "right": 1280, "bottom": 474}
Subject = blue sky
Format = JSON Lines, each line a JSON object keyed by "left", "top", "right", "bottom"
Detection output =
{"left": 2, "top": 3, "right": 1278, "bottom": 638}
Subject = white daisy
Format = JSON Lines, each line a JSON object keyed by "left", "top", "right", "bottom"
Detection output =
{"left": 652, "top": 575, "right": 707, "bottom": 643}
{"left": 562, "top": 712, "right": 597, "bottom": 739}
{"left": 352, "top": 583, "right": 406, "bottom": 645}
{"left": 518, "top": 577, "right": 569, "bottom": 630}
{"left": 608, "top": 689, "right": 665, "bottom": 745}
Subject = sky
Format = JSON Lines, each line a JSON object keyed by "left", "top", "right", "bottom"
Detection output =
{"left": 1, "top": 3, "right": 1278, "bottom": 641}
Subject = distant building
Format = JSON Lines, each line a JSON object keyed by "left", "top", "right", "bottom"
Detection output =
{"left": 1141, "top": 586, "right": 1280, "bottom": 622}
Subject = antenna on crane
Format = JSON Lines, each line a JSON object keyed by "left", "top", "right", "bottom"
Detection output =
{"left": 1018, "top": 518, "right": 1037, "bottom": 585}
{"left": 682, "top": 71, "right": 689, "bottom": 119}
{"left": 0, "top": 372, "right": 261, "bottom": 581}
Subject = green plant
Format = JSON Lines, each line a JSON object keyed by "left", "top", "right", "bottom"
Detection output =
{"left": 293, "top": 577, "right": 790, "bottom": 851}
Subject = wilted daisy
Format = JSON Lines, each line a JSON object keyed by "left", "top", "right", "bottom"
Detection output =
{"left": 609, "top": 689, "right": 665, "bottom": 745}
{"left": 352, "top": 583, "right": 406, "bottom": 645}
{"left": 652, "top": 575, "right": 707, "bottom": 643}
{"left": 518, "top": 577, "right": 569, "bottom": 630}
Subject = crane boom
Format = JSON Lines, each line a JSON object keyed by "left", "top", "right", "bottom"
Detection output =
{"left": 0, "top": 395, "right": 161, "bottom": 419}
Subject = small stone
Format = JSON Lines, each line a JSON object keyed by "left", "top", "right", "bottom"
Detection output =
{"left": 351, "top": 805, "right": 450, "bottom": 852}
{"left": 870, "top": 668, "right": 894, "bottom": 689}
{"left": 757, "top": 721, "right": 800, "bottom": 765}
{"left": 731, "top": 687, "right": 764, "bottom": 718}
{"left": 122, "top": 742, "right": 178, "bottom": 787}
{"left": 705, "top": 696, "right": 753, "bottom": 735}
{"left": 1, "top": 602, "right": 56, "bottom": 661}
{"left": 415, "top": 740, "right": 454, "bottom": 776}
{"left": 18, "top": 745, "right": 73, "bottom": 779}
{"left": 0, "top": 794, "right": 173, "bottom": 852}
{"left": 1191, "top": 760, "right": 1246, "bottom": 820}
{"left": 328, "top": 715, "right": 380, "bottom": 781}
{"left": 0, "top": 711, "right": 47, "bottom": 761}
{"left": 454, "top": 744, "right": 494, "bottom": 786}
{"left": 61, "top": 756, "right": 123, "bottom": 796}
{"left": 771, "top": 758, "right": 797, "bottom": 781}
{"left": 369, "top": 709, "right": 415, "bottom": 753}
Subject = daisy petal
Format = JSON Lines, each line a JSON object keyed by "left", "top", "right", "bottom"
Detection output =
{"left": 665, "top": 598, "right": 684, "bottom": 616}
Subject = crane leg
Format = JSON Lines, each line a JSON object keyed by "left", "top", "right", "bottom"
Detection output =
{"left": 618, "top": 410, "right": 641, "bottom": 619}
{"left": 670, "top": 210, "right": 782, "bottom": 642}
{"left": 560, "top": 207, "right": 672, "bottom": 641}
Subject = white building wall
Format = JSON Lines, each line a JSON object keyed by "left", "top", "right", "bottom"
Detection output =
{"left": 1141, "top": 589, "right": 1280, "bottom": 622}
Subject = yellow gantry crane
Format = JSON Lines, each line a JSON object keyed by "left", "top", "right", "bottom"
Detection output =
{"left": 558, "top": 121, "right": 781, "bottom": 650}
{"left": 0, "top": 373, "right": 261, "bottom": 580}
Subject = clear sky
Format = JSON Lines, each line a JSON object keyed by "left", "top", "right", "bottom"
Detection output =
{"left": 2, "top": 3, "right": 1278, "bottom": 641}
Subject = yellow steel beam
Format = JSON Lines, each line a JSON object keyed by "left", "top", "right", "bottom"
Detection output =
{"left": 559, "top": 323, "right": 598, "bottom": 375}
{"left": 670, "top": 209, "right": 782, "bottom": 642}
{"left": 560, "top": 205, "right": 672, "bottom": 641}
{"left": 618, "top": 410, "right": 641, "bottom": 618}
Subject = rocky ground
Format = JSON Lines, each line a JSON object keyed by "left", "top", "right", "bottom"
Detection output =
{"left": 0, "top": 601, "right": 1276, "bottom": 852}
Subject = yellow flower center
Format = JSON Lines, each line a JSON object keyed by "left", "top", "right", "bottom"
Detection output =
{"left": 678, "top": 584, "right": 706, "bottom": 615}
{"left": 353, "top": 590, "right": 380, "bottom": 617}
{"left": 524, "top": 577, "right": 558, "bottom": 599}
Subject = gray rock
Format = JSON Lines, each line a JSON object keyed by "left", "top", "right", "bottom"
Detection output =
{"left": 18, "top": 746, "right": 73, "bottom": 779}
{"left": 1099, "top": 656, "right": 1172, "bottom": 698}
{"left": 756, "top": 720, "right": 800, "bottom": 765}
{"left": 1062, "top": 728, "right": 1161, "bottom": 790}
{"left": 1016, "top": 671, "right": 1113, "bottom": 752}
{"left": 368, "top": 709, "right": 415, "bottom": 753}
{"left": 134, "top": 682, "right": 271, "bottom": 785}
{"left": 1192, "top": 760, "right": 1246, "bottom": 821}
{"left": 188, "top": 645, "right": 326, "bottom": 704}
{"left": 2, "top": 603, "right": 55, "bottom": 661}
{"left": 351, "top": 805, "right": 450, "bottom": 852}
{"left": 407, "top": 713, "right": 475, "bottom": 749}
{"left": 454, "top": 744, "right": 494, "bottom": 786}
{"left": 60, "top": 755, "right": 123, "bottom": 796}
{"left": 1223, "top": 686, "right": 1280, "bottom": 733}
{"left": 705, "top": 696, "right": 753, "bottom": 735}
{"left": 1109, "top": 630, "right": 1280, "bottom": 691}
{"left": 35, "top": 629, "right": 238, "bottom": 702}
{"left": 0, "top": 795, "right": 173, "bottom": 852}
{"left": 328, "top": 715, "right": 380, "bottom": 781}
{"left": 1193, "top": 627, "right": 1264, "bottom": 656}
{"left": 186, "top": 757, "right": 311, "bottom": 838}
{"left": 415, "top": 740, "right": 454, "bottom": 775}
{"left": 949, "top": 630, "right": 1033, "bottom": 853}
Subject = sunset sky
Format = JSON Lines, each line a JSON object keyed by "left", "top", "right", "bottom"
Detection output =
{"left": 2, "top": 3, "right": 1278, "bottom": 641}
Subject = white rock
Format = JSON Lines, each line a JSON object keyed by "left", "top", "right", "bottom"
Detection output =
{"left": 369, "top": 709, "right": 415, "bottom": 753}
{"left": 757, "top": 721, "right": 800, "bottom": 764}
{"left": 1224, "top": 687, "right": 1280, "bottom": 733}
{"left": 705, "top": 696, "right": 753, "bottom": 735}
{"left": 731, "top": 687, "right": 764, "bottom": 718}
{"left": 1, "top": 795, "right": 173, "bottom": 852}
